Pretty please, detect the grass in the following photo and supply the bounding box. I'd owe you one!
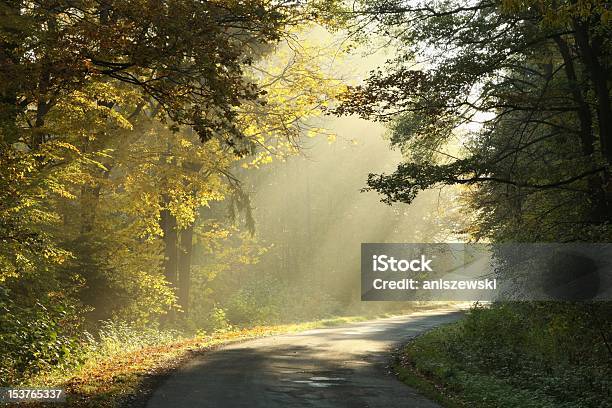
[25,322,341,407]
[20,305,454,408]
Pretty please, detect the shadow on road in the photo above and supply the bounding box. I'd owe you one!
[147,311,462,408]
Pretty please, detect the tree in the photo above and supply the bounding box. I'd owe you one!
[336,0,612,241]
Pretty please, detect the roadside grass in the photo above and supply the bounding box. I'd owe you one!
[20,305,455,408]
[24,322,343,407]
[393,325,560,408]
[394,304,611,408]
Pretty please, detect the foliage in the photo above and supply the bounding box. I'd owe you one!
[0,286,82,386]
[337,0,612,242]
[0,0,304,146]
[400,303,612,408]
[223,275,343,326]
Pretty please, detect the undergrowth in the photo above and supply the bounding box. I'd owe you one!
[396,302,612,408]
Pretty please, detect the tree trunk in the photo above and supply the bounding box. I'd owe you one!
[32,15,56,150]
[554,34,609,222]
[572,18,612,221]
[178,224,194,315]
[573,21,612,161]
[80,184,102,234]
[0,2,22,144]
[160,197,178,288]
[0,49,18,144]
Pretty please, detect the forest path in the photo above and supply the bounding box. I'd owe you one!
[146,309,463,408]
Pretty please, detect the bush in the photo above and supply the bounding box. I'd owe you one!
[401,302,612,408]
[225,289,280,326]
[223,278,343,327]
[0,286,81,385]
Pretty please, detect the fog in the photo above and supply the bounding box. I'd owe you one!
[232,116,461,317]
[187,32,465,321]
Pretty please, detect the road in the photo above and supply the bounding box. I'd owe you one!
[146,309,463,408]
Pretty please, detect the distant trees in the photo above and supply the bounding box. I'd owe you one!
[337,0,611,242]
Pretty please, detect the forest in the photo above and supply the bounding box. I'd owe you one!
[0,1,611,407]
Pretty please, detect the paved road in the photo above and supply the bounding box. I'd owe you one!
[147,309,463,408]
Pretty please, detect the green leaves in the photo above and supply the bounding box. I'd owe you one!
[0,288,81,385]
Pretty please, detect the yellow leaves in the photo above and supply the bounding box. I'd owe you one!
[237,28,345,165]
[107,108,134,131]
[306,127,323,138]
[45,141,81,154]
[37,140,81,163]
[41,247,71,264]
[179,138,193,148]
[0,21,349,299]
[242,151,274,169]
[45,81,138,146]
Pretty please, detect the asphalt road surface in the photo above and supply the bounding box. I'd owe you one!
[147,309,463,408]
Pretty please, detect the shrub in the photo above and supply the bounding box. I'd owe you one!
[0,286,81,385]
[402,302,612,408]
